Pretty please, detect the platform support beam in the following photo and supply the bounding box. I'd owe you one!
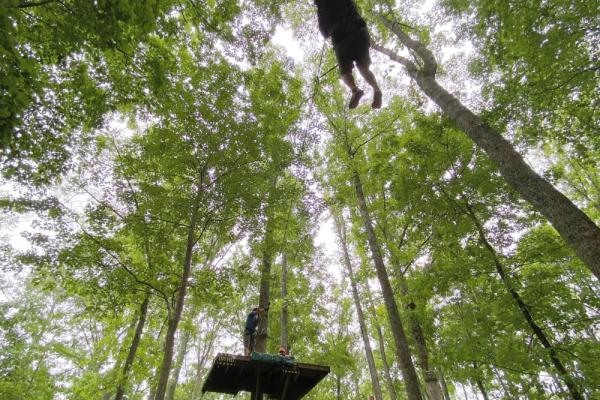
[251,366,263,400]
[281,373,292,400]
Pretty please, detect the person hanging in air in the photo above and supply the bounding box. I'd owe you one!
[314,0,382,109]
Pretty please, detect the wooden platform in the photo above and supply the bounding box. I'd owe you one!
[201,353,330,400]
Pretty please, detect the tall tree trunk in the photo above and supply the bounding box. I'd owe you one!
[255,247,272,354]
[461,383,470,400]
[165,330,191,400]
[352,370,362,398]
[461,195,584,400]
[439,371,451,400]
[472,363,489,400]
[398,274,443,400]
[336,374,341,400]
[385,245,443,400]
[352,169,423,400]
[475,379,489,400]
[334,215,384,400]
[153,202,200,400]
[373,16,600,281]
[191,319,219,400]
[114,294,150,400]
[256,183,276,355]
[280,251,289,352]
[492,367,511,399]
[363,287,398,400]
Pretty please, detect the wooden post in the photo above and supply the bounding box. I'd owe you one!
[281,373,292,400]
[251,367,263,400]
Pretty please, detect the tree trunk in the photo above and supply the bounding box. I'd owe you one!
[461,383,469,400]
[492,367,511,399]
[374,16,600,281]
[462,195,584,400]
[352,370,362,398]
[334,215,384,400]
[114,294,150,400]
[472,363,489,400]
[280,251,289,352]
[399,276,443,400]
[165,330,191,400]
[191,319,219,400]
[475,379,489,400]
[385,248,443,400]
[255,247,272,354]
[352,170,423,400]
[439,371,451,400]
[153,203,199,400]
[363,287,398,400]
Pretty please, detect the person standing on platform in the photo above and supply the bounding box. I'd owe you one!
[243,304,268,356]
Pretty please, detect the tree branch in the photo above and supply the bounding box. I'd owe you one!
[14,0,55,8]
[375,13,438,76]
[371,42,416,72]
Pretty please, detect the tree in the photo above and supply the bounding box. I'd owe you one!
[373,12,600,280]
[316,93,424,399]
[333,212,383,400]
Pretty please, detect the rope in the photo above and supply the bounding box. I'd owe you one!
[319,63,338,79]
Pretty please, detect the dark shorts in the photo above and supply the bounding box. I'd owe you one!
[331,17,371,74]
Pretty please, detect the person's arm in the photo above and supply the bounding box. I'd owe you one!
[257,302,270,313]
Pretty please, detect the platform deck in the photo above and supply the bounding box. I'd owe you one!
[201,353,330,400]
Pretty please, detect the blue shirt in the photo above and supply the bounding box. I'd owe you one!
[245,310,259,333]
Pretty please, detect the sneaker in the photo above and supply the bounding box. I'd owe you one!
[349,89,364,109]
[372,91,382,109]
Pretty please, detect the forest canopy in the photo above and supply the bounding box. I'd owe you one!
[1,1,598,399]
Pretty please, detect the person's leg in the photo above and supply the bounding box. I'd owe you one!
[243,330,251,356]
[335,42,364,109]
[341,72,364,109]
[250,332,256,354]
[356,62,382,109]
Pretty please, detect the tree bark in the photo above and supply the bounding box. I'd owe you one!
[439,371,451,400]
[280,251,289,352]
[165,330,191,400]
[475,379,489,400]
[334,215,384,400]
[461,383,470,400]
[153,201,200,400]
[256,183,276,355]
[363,287,398,400]
[472,363,489,400]
[492,366,511,399]
[255,247,272,354]
[462,195,584,400]
[385,244,443,400]
[352,170,423,400]
[114,294,150,400]
[398,274,443,400]
[191,319,219,400]
[374,16,600,281]
[15,0,56,8]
